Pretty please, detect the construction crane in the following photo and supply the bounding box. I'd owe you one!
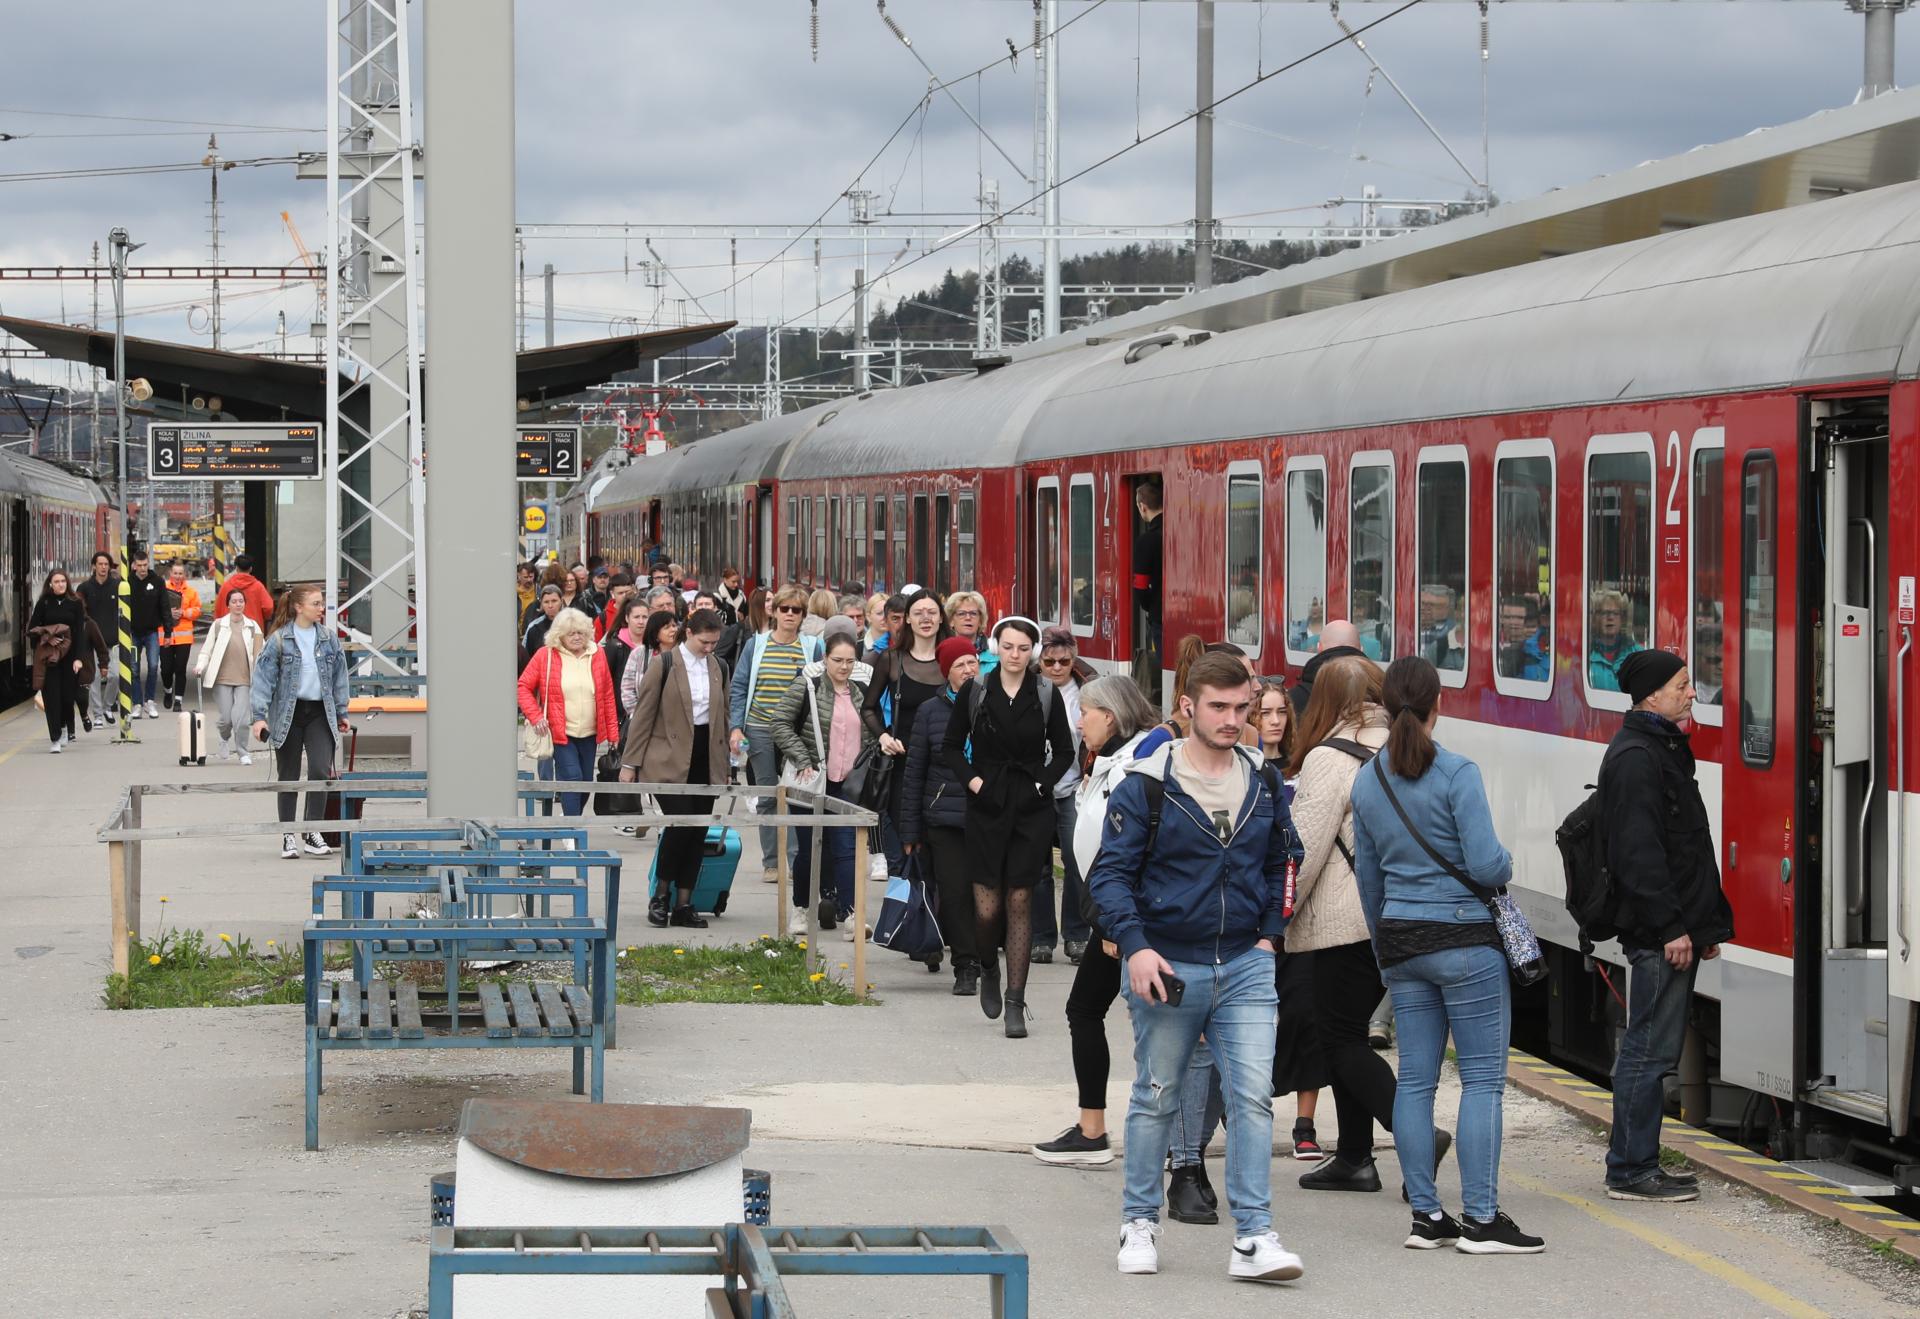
[280,210,326,322]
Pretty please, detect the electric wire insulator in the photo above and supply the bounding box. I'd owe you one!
[879,1,909,46]
[1480,2,1490,61]
[1034,1,1044,52]
[811,0,820,62]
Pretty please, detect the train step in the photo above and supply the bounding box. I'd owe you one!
[1780,1158,1900,1198]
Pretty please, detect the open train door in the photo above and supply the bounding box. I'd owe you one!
[1123,472,1164,706]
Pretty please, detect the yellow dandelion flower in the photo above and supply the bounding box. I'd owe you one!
[627,945,637,953]
[808,972,825,982]
[839,963,848,969]
[148,954,162,966]
[266,940,276,948]
[673,948,686,956]
[159,896,169,903]
[218,933,232,943]
[752,984,764,991]
[797,939,807,949]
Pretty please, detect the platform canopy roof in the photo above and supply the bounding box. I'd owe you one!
[1024,85,1920,357]
[0,316,735,423]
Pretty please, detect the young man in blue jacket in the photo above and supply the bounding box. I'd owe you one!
[1087,651,1305,1284]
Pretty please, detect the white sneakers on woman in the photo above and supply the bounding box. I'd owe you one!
[1117,1219,1160,1274]
[1117,1219,1304,1283]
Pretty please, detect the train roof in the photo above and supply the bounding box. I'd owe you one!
[600,177,1920,499]
[0,448,111,505]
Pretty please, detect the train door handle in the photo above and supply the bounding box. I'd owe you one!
[1728,841,1737,870]
[1780,857,1791,885]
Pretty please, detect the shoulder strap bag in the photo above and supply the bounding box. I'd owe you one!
[1367,756,1544,985]
[521,650,556,761]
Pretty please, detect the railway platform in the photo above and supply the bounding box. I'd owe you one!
[2,700,1918,1317]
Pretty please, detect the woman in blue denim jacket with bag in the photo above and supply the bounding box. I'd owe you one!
[1349,656,1546,1257]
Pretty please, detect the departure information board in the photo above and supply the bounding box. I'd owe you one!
[517,425,580,481]
[150,423,322,480]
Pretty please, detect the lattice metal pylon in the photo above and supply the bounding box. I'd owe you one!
[326,0,426,675]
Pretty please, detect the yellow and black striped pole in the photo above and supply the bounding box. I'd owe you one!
[114,541,138,743]
[211,513,231,589]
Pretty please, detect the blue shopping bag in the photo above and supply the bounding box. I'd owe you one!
[872,856,944,961]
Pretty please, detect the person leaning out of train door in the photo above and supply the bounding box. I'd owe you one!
[124,550,166,720]
[194,586,265,764]
[27,569,92,753]
[1598,649,1733,1204]
[620,607,731,929]
[77,551,120,730]
[250,585,351,861]
[159,561,201,712]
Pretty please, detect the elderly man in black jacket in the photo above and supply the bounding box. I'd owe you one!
[1598,649,1734,1204]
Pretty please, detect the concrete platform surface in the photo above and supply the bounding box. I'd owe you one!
[3,703,1919,1317]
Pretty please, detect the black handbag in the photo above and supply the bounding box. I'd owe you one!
[594,746,644,816]
[856,663,904,811]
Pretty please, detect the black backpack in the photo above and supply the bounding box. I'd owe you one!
[1555,785,1619,953]
[1139,755,1286,856]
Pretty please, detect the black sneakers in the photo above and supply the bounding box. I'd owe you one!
[1456,1211,1546,1254]
[1299,1155,1383,1192]
[1031,1124,1113,1166]
[1405,1210,1462,1250]
[1607,1172,1700,1203]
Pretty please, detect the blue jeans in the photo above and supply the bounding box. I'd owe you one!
[1384,944,1511,1220]
[744,721,784,871]
[1030,793,1091,949]
[132,630,160,704]
[1121,946,1278,1236]
[1171,1036,1225,1167]
[792,777,855,914]
[1608,946,1698,1187]
[551,737,595,817]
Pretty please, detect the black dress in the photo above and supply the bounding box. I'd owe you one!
[941,671,1074,889]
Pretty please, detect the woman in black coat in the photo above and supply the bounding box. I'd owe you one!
[901,639,984,992]
[942,617,1074,1039]
[27,568,89,751]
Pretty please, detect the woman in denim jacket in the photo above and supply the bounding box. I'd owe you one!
[1349,657,1545,1257]
[250,584,352,861]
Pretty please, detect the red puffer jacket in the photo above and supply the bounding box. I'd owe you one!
[517,644,618,746]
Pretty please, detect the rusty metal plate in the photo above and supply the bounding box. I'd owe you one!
[458,1099,751,1180]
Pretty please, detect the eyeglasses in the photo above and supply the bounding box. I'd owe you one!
[952,609,981,619]
[776,605,804,615]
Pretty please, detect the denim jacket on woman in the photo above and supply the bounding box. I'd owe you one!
[1348,744,1510,936]
[249,623,352,750]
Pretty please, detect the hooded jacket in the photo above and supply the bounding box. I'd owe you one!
[899,686,968,842]
[125,569,167,636]
[220,571,276,629]
[77,572,121,640]
[1598,710,1736,950]
[1071,726,1175,940]
[1086,740,1300,966]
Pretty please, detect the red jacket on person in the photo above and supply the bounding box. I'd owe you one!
[517,644,618,746]
[219,571,276,629]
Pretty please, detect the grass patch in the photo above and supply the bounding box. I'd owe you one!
[615,937,868,1006]
[105,927,314,1009]
[1658,1145,1693,1172]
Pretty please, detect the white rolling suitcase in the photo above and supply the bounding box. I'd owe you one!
[178,686,209,766]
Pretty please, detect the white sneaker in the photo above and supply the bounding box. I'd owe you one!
[239,751,253,766]
[144,700,160,719]
[1229,1232,1304,1283]
[868,854,889,882]
[302,833,334,857]
[281,834,300,860]
[49,740,63,754]
[1117,1218,1160,1275]
[129,704,143,720]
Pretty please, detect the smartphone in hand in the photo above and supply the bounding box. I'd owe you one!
[1159,971,1186,1007]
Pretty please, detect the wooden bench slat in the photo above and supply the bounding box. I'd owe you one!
[366,979,394,1039]
[394,981,425,1038]
[561,984,594,1032]
[336,980,363,1039]
[507,982,545,1037]
[534,983,573,1038]
[476,982,512,1038]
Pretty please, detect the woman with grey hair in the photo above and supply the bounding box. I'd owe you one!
[1032,673,1173,1163]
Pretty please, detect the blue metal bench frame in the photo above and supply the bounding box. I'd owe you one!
[303,916,609,1150]
[426,1223,1029,1319]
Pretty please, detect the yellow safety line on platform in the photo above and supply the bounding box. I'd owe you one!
[1511,1173,1828,1319]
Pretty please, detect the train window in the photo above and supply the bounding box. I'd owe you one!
[1284,457,1327,662]
[1225,462,1262,653]
[1348,455,1394,662]
[786,497,797,579]
[1740,452,1778,766]
[871,497,888,591]
[829,496,842,583]
[1416,449,1469,686]
[1493,443,1554,697]
[911,494,931,587]
[935,493,953,596]
[1690,438,1725,725]
[1069,475,1095,634]
[892,495,907,590]
[850,496,868,590]
[957,492,976,591]
[1035,479,1061,623]
[814,496,827,586]
[1584,434,1655,709]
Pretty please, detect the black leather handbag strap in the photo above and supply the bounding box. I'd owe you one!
[1368,756,1498,907]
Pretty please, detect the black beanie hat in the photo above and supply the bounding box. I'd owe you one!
[1619,649,1686,706]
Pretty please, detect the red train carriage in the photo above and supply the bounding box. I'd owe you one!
[0,449,118,695]
[593,181,1920,1168]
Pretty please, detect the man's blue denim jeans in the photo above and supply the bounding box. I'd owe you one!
[1607,946,1697,1187]
[1171,1036,1224,1167]
[132,630,161,704]
[1121,946,1278,1236]
[1384,944,1511,1220]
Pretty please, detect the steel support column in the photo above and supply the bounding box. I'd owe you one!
[1856,0,1908,100]
[1194,1,1215,291]
[424,0,518,818]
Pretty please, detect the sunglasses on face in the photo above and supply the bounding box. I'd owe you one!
[776,605,804,615]
[1039,656,1073,667]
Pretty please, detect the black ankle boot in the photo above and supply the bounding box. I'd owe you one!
[1299,1155,1383,1192]
[953,962,979,996]
[647,897,670,927]
[978,955,1002,1019]
[1191,1153,1219,1210]
[1003,993,1028,1038]
[1166,1165,1220,1225]
[669,903,708,929]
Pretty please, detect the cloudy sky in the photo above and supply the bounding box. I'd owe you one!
[0,0,1908,391]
